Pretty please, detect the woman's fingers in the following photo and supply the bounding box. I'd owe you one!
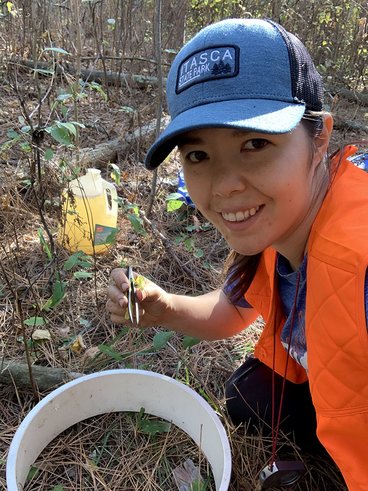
[106,268,130,323]
[106,295,126,314]
[106,268,170,326]
[106,284,127,308]
[110,268,130,292]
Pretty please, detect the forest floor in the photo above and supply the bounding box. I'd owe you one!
[0,66,367,490]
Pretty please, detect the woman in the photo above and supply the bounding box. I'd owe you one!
[106,19,368,490]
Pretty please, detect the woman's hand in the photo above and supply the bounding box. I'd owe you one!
[106,268,172,327]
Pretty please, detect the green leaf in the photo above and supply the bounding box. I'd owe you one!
[68,121,85,129]
[26,466,40,481]
[105,228,118,244]
[167,199,184,212]
[98,344,124,361]
[44,148,54,161]
[190,479,208,491]
[20,142,32,153]
[38,228,53,260]
[89,82,108,101]
[49,485,64,491]
[7,129,19,139]
[61,106,68,118]
[73,271,93,280]
[24,316,46,327]
[174,234,185,245]
[194,248,204,258]
[44,47,70,55]
[63,251,92,271]
[63,252,83,271]
[47,125,72,146]
[56,93,72,102]
[184,237,195,251]
[43,277,66,310]
[59,122,77,137]
[127,213,146,236]
[152,330,175,350]
[166,192,183,201]
[183,336,201,350]
[138,418,171,436]
[109,163,121,185]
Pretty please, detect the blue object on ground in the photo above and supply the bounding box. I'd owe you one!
[177,170,195,207]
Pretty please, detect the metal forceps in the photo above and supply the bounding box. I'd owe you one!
[127,266,140,326]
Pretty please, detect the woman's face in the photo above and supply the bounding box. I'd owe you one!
[178,123,331,267]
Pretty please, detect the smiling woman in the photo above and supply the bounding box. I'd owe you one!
[106,18,368,491]
[177,123,332,268]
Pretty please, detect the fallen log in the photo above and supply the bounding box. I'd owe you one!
[17,59,164,89]
[326,84,368,107]
[333,118,368,133]
[16,60,368,106]
[72,116,170,167]
[0,357,83,391]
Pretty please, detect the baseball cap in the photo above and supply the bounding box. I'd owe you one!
[145,18,324,170]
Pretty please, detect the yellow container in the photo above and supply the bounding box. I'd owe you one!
[59,168,118,255]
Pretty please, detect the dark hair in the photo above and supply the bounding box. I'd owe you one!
[224,112,326,304]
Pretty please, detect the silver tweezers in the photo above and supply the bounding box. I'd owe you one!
[127,266,139,326]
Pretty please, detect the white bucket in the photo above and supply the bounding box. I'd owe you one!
[6,369,232,490]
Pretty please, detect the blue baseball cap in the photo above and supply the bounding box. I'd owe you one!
[145,18,324,170]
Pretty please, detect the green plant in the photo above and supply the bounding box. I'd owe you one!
[166,192,187,212]
[62,251,93,280]
[119,200,147,236]
[173,221,212,259]
[22,250,93,329]
[136,407,172,437]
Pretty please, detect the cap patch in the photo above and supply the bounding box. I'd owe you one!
[176,45,239,94]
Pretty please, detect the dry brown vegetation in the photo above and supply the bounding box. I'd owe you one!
[1,1,367,490]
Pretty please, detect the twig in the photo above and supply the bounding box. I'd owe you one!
[146,0,164,218]
[15,296,39,400]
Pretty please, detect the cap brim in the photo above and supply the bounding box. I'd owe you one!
[144,99,305,170]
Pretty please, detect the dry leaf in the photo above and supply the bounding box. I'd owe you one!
[172,459,202,491]
[0,194,10,209]
[32,329,51,341]
[58,326,71,337]
[83,346,100,360]
[70,334,86,354]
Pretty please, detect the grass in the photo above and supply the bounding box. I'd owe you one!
[23,411,215,491]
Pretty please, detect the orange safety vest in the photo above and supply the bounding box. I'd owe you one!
[245,148,368,491]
